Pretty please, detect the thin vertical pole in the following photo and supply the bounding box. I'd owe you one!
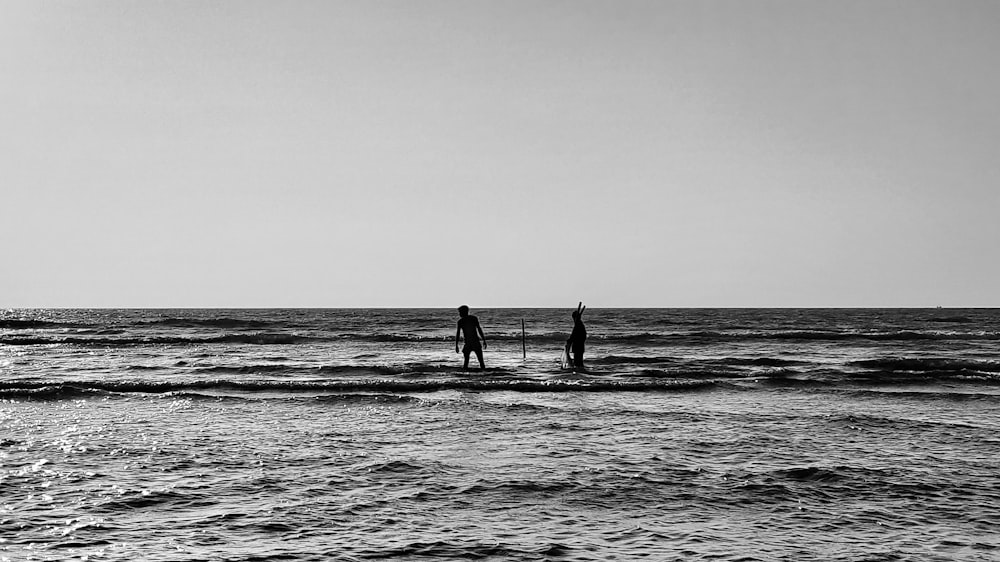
[521,319,526,359]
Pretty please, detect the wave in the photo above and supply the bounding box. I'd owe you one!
[846,371,1000,385]
[925,315,976,323]
[0,319,83,329]
[314,393,423,405]
[851,358,1000,373]
[0,333,324,346]
[622,368,753,380]
[836,387,1000,401]
[0,385,114,400]
[143,317,279,329]
[9,330,1000,347]
[132,391,429,404]
[747,464,904,484]
[191,364,398,377]
[360,540,571,560]
[588,355,806,373]
[632,330,1000,342]
[187,363,510,377]
[0,377,718,399]
[540,330,1000,344]
[93,489,199,513]
[718,357,808,367]
[722,330,1000,342]
[3,371,996,402]
[186,362,786,380]
[588,355,680,366]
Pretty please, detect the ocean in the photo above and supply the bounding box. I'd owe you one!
[1,308,998,561]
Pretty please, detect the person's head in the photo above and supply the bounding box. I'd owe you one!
[458,305,470,317]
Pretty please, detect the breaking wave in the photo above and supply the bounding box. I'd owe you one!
[850,357,1000,373]
[0,377,717,399]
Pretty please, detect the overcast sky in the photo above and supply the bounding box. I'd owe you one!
[3,1,998,308]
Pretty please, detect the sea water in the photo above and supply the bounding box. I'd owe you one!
[1,308,999,561]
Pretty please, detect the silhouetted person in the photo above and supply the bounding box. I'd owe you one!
[566,303,587,370]
[455,305,487,370]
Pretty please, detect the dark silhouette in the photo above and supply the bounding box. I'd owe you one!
[566,302,587,370]
[455,305,487,370]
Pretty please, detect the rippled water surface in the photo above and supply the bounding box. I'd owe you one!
[2,309,999,560]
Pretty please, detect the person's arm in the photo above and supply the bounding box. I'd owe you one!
[477,319,487,348]
[455,323,462,353]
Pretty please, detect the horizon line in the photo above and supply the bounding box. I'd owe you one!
[3,305,997,310]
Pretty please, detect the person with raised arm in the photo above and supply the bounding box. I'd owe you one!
[566,302,587,370]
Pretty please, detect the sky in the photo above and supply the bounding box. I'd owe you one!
[3,0,999,308]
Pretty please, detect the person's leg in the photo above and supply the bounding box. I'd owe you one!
[474,349,485,369]
[463,350,471,370]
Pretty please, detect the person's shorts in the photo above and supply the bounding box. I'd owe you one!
[463,341,483,354]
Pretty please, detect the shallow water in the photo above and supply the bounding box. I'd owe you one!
[2,309,999,560]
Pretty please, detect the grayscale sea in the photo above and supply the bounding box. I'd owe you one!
[2,308,999,561]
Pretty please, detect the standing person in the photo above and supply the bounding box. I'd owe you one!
[455,305,487,370]
[566,302,587,370]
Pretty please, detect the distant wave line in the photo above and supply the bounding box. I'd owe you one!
[4,330,1000,347]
